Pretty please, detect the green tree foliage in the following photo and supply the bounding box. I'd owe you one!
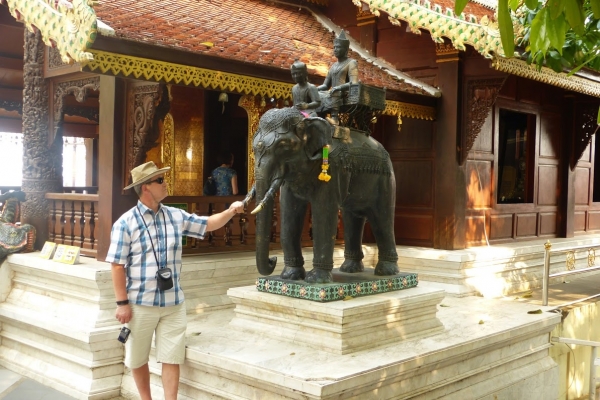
[455,0,600,123]
[455,0,600,74]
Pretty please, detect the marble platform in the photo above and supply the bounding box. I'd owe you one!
[117,288,561,399]
[0,244,569,399]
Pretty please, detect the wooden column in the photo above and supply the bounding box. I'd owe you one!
[20,31,61,249]
[97,75,131,261]
[559,95,576,237]
[433,44,466,249]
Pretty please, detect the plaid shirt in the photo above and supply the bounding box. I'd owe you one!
[106,201,208,307]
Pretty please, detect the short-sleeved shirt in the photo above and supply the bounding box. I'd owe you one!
[212,166,237,196]
[105,201,208,307]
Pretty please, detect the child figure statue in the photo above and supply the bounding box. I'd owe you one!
[291,60,321,117]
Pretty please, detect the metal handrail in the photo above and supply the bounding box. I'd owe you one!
[542,240,600,306]
[552,336,600,400]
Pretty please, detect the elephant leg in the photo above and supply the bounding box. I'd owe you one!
[280,186,307,280]
[339,209,365,273]
[366,208,399,276]
[305,203,339,284]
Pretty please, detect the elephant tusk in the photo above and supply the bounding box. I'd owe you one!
[250,203,264,215]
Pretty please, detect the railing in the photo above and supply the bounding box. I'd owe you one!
[46,193,99,258]
[552,336,600,400]
[542,240,600,306]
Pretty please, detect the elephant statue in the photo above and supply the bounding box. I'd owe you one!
[250,107,398,283]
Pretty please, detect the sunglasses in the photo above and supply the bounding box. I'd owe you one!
[146,177,165,185]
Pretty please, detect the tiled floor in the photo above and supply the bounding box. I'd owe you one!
[0,367,76,400]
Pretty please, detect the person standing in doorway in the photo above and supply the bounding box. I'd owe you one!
[212,151,238,196]
[106,161,244,400]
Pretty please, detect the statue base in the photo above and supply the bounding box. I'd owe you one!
[229,279,444,354]
[255,268,418,302]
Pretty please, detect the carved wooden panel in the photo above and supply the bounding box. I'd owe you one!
[466,160,491,208]
[539,212,557,235]
[53,76,100,139]
[539,112,561,159]
[574,211,586,232]
[125,82,171,185]
[572,102,599,170]
[490,214,513,239]
[516,213,537,237]
[466,213,489,246]
[394,160,433,207]
[461,77,506,165]
[589,211,600,230]
[537,165,558,206]
[575,167,591,205]
[394,214,433,242]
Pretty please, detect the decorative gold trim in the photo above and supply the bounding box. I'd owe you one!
[4,0,97,63]
[436,58,460,63]
[162,112,175,195]
[83,50,294,100]
[492,56,600,98]
[353,0,504,58]
[435,42,460,56]
[566,251,575,271]
[238,95,263,188]
[383,100,436,130]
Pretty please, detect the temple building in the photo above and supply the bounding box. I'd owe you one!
[0,0,599,399]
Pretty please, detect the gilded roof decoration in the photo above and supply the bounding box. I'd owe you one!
[2,0,97,63]
[492,56,600,98]
[83,50,295,99]
[352,0,505,58]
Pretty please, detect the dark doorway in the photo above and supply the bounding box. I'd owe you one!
[204,91,249,194]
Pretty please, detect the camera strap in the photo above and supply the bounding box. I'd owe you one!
[136,205,167,270]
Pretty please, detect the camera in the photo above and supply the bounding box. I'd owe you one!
[118,326,131,343]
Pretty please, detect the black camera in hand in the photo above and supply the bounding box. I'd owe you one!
[118,326,131,343]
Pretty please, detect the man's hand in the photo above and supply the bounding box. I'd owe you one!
[115,304,132,324]
[228,201,244,215]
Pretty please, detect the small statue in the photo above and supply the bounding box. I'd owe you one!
[0,191,36,262]
[317,30,359,125]
[291,60,321,117]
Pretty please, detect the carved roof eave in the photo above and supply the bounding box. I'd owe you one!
[353,0,506,59]
[2,0,97,64]
[81,50,436,121]
[492,56,600,98]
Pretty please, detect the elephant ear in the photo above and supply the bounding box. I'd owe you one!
[297,117,333,160]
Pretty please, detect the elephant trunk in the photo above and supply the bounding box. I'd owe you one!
[254,178,281,275]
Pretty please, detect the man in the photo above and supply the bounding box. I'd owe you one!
[106,161,244,400]
[317,30,359,125]
[290,60,321,117]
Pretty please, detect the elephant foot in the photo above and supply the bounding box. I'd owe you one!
[305,268,333,284]
[374,260,399,276]
[281,266,306,280]
[340,259,364,273]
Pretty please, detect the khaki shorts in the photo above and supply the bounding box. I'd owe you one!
[125,302,187,369]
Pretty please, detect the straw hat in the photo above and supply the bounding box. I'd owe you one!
[124,161,171,190]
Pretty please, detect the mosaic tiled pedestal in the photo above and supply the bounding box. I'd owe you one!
[229,270,445,354]
[256,268,418,302]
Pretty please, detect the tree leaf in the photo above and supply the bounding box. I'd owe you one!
[509,0,521,11]
[498,0,516,56]
[525,0,539,10]
[591,0,600,19]
[548,0,566,19]
[454,0,470,15]
[527,309,543,314]
[564,0,586,35]
[597,106,600,125]
[547,13,569,53]
[530,8,552,54]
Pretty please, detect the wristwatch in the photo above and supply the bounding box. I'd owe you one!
[116,299,129,306]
